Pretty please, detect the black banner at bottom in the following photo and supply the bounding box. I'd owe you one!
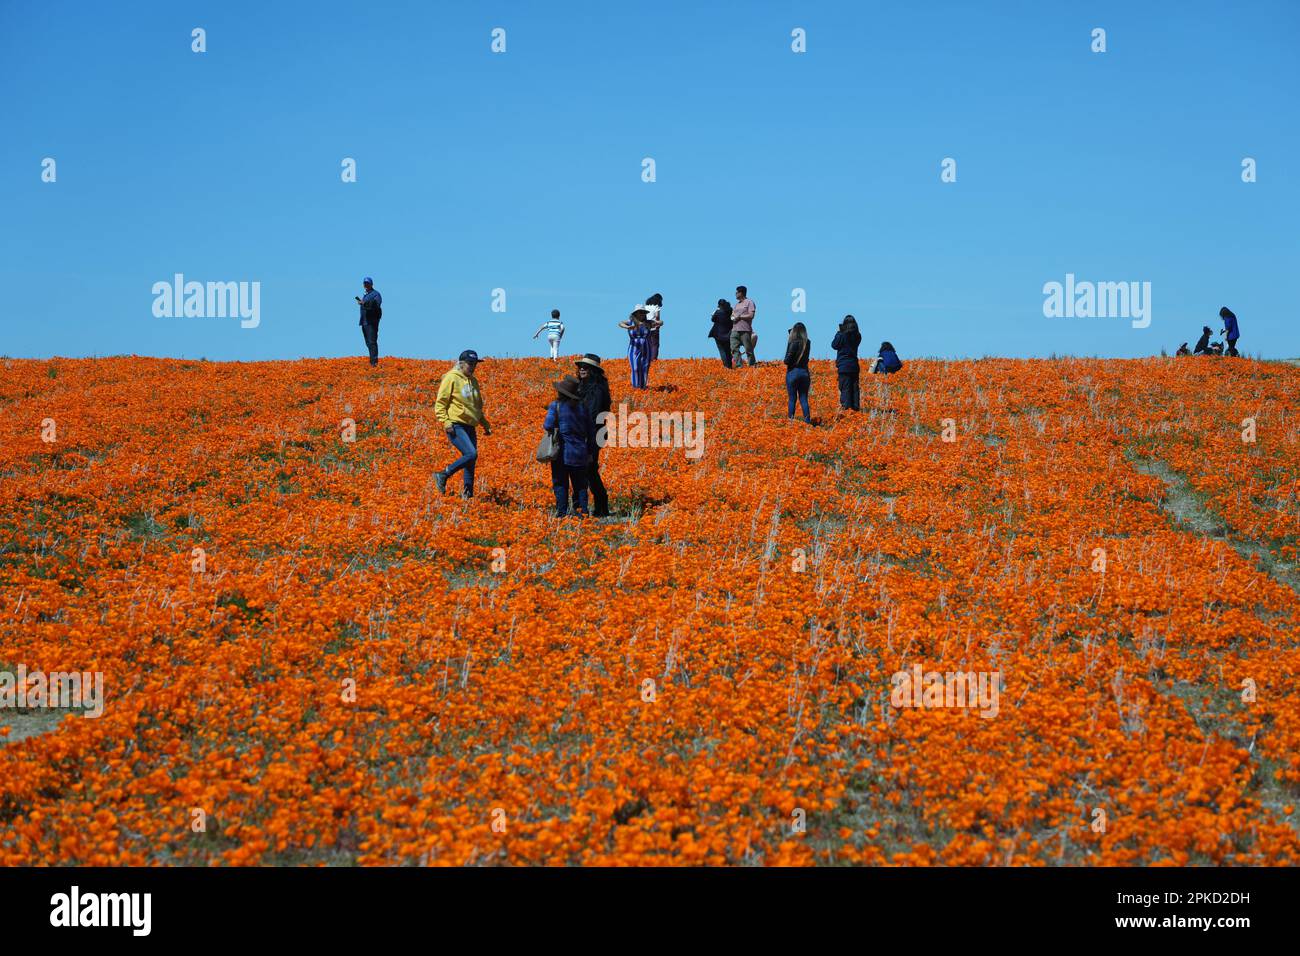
[0,865,1281,943]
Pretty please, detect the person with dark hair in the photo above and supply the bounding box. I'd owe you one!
[784,322,812,423]
[708,298,734,368]
[873,341,902,374]
[575,353,611,517]
[1220,307,1241,356]
[831,314,862,411]
[434,350,491,497]
[532,309,566,360]
[355,277,382,367]
[730,286,757,367]
[645,293,664,363]
[1193,326,1213,355]
[619,307,659,388]
[543,375,595,517]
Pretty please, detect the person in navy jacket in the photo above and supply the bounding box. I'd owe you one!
[874,341,902,374]
[1220,307,1241,356]
[355,277,382,367]
[543,375,597,516]
[831,315,862,410]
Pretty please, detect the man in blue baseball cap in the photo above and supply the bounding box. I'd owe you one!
[433,349,491,498]
[355,277,382,366]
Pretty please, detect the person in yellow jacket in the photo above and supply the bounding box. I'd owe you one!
[434,349,492,497]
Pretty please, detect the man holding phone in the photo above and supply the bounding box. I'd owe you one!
[356,277,382,367]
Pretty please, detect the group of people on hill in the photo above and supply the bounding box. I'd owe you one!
[431,348,612,518]
[1175,307,1242,357]
[423,318,903,519]
[359,277,907,515]
[618,287,904,418]
[785,316,902,422]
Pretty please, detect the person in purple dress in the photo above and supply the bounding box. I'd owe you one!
[619,306,658,389]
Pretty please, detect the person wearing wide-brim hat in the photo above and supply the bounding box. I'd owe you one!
[618,306,661,389]
[575,354,612,517]
[543,374,597,516]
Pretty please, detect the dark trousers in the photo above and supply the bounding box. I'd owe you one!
[713,336,733,368]
[587,448,608,516]
[1227,336,1240,357]
[786,367,811,422]
[360,318,380,365]
[837,368,860,411]
[551,460,589,516]
[442,424,477,495]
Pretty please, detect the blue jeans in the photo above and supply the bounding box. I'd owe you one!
[441,424,477,495]
[786,368,811,422]
[360,318,379,365]
[551,460,589,516]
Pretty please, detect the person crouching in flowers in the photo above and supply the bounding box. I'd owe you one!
[619,306,659,389]
[544,375,597,516]
[872,341,903,374]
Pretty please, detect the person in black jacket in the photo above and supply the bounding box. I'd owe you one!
[784,322,812,423]
[708,299,734,368]
[1193,326,1213,355]
[355,277,382,367]
[645,292,664,364]
[831,314,862,411]
[575,353,612,517]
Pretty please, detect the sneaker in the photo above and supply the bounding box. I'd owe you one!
[434,471,447,495]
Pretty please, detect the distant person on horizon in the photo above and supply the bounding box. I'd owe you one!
[434,350,491,498]
[730,286,757,367]
[785,322,812,423]
[1193,326,1213,355]
[619,306,659,388]
[533,310,566,360]
[873,341,902,374]
[831,314,862,411]
[708,298,734,368]
[1220,307,1241,356]
[576,353,611,518]
[1175,342,1191,356]
[645,293,664,363]
[355,277,382,367]
[543,375,596,517]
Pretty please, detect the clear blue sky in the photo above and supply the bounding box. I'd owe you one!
[2,1,1296,361]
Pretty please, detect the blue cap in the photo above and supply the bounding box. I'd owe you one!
[363,276,373,285]
[459,349,480,363]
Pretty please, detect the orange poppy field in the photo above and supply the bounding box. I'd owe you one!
[2,354,1298,866]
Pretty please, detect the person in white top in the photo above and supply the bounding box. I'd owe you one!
[644,292,663,363]
[533,309,566,360]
